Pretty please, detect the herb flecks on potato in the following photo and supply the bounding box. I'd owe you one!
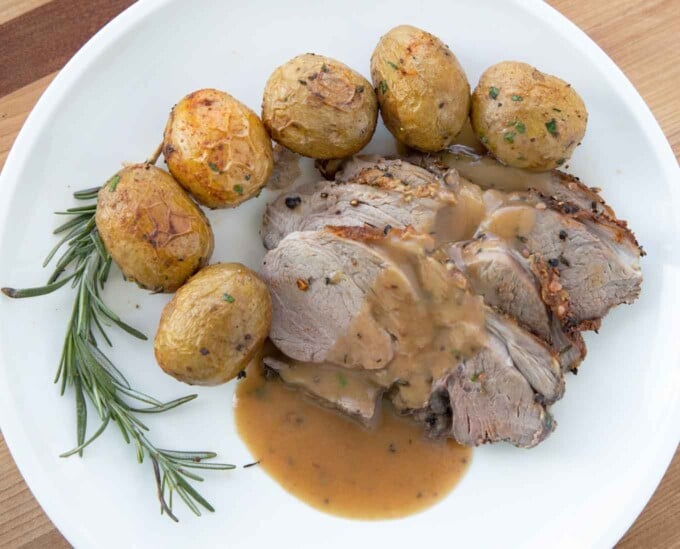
[164,88,273,208]
[371,25,470,152]
[471,61,587,171]
[262,53,378,159]
[95,164,214,292]
[154,263,272,386]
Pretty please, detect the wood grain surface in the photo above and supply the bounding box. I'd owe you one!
[0,0,678,547]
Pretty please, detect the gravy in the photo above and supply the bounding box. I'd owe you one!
[326,229,487,411]
[437,146,556,193]
[234,364,472,519]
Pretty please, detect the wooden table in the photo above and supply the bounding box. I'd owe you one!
[0,0,678,546]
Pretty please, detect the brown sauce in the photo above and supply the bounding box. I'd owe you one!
[234,364,472,519]
[434,177,486,243]
[325,230,487,411]
[438,146,556,193]
[485,205,536,240]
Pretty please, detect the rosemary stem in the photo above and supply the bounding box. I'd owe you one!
[147,142,164,165]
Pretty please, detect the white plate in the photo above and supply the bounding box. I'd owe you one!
[1,0,679,547]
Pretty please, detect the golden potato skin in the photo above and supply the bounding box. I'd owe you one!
[154,263,272,386]
[471,61,587,171]
[163,88,274,209]
[95,164,214,293]
[371,25,470,152]
[262,54,378,159]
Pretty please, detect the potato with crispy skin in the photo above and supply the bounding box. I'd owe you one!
[95,164,214,292]
[471,61,587,171]
[163,88,273,209]
[371,25,470,152]
[262,54,378,159]
[154,263,272,386]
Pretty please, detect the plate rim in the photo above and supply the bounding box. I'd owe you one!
[0,0,678,547]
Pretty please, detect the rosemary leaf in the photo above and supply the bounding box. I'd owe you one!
[1,272,77,298]
[130,394,198,414]
[73,186,101,200]
[158,449,218,460]
[60,417,110,458]
[75,376,87,457]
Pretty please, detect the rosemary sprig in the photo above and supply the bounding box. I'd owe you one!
[2,186,234,522]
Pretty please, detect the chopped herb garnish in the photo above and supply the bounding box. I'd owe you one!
[337,372,348,387]
[298,79,307,85]
[489,86,500,99]
[233,184,244,195]
[545,118,558,135]
[378,80,388,95]
[479,135,488,144]
[470,372,481,382]
[516,235,528,243]
[107,174,120,192]
[511,94,523,102]
[555,158,566,166]
[504,131,516,143]
[387,61,399,70]
[321,63,329,72]
[355,85,364,93]
[244,174,251,181]
[514,121,526,133]
[552,107,562,113]
[222,293,236,303]
[208,162,220,173]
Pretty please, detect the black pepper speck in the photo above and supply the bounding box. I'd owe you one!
[285,196,302,209]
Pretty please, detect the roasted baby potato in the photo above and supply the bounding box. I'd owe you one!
[371,25,470,152]
[95,164,214,292]
[163,88,274,209]
[262,53,378,159]
[154,263,272,386]
[471,61,587,171]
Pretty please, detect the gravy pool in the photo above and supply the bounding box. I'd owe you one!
[234,365,471,519]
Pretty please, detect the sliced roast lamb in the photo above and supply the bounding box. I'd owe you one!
[260,226,562,448]
[259,152,643,447]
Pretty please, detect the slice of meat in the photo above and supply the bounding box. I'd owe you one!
[480,203,642,325]
[263,356,383,425]
[486,310,563,403]
[450,238,585,371]
[261,180,447,250]
[262,156,461,250]
[261,229,395,367]
[451,239,551,340]
[446,335,555,448]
